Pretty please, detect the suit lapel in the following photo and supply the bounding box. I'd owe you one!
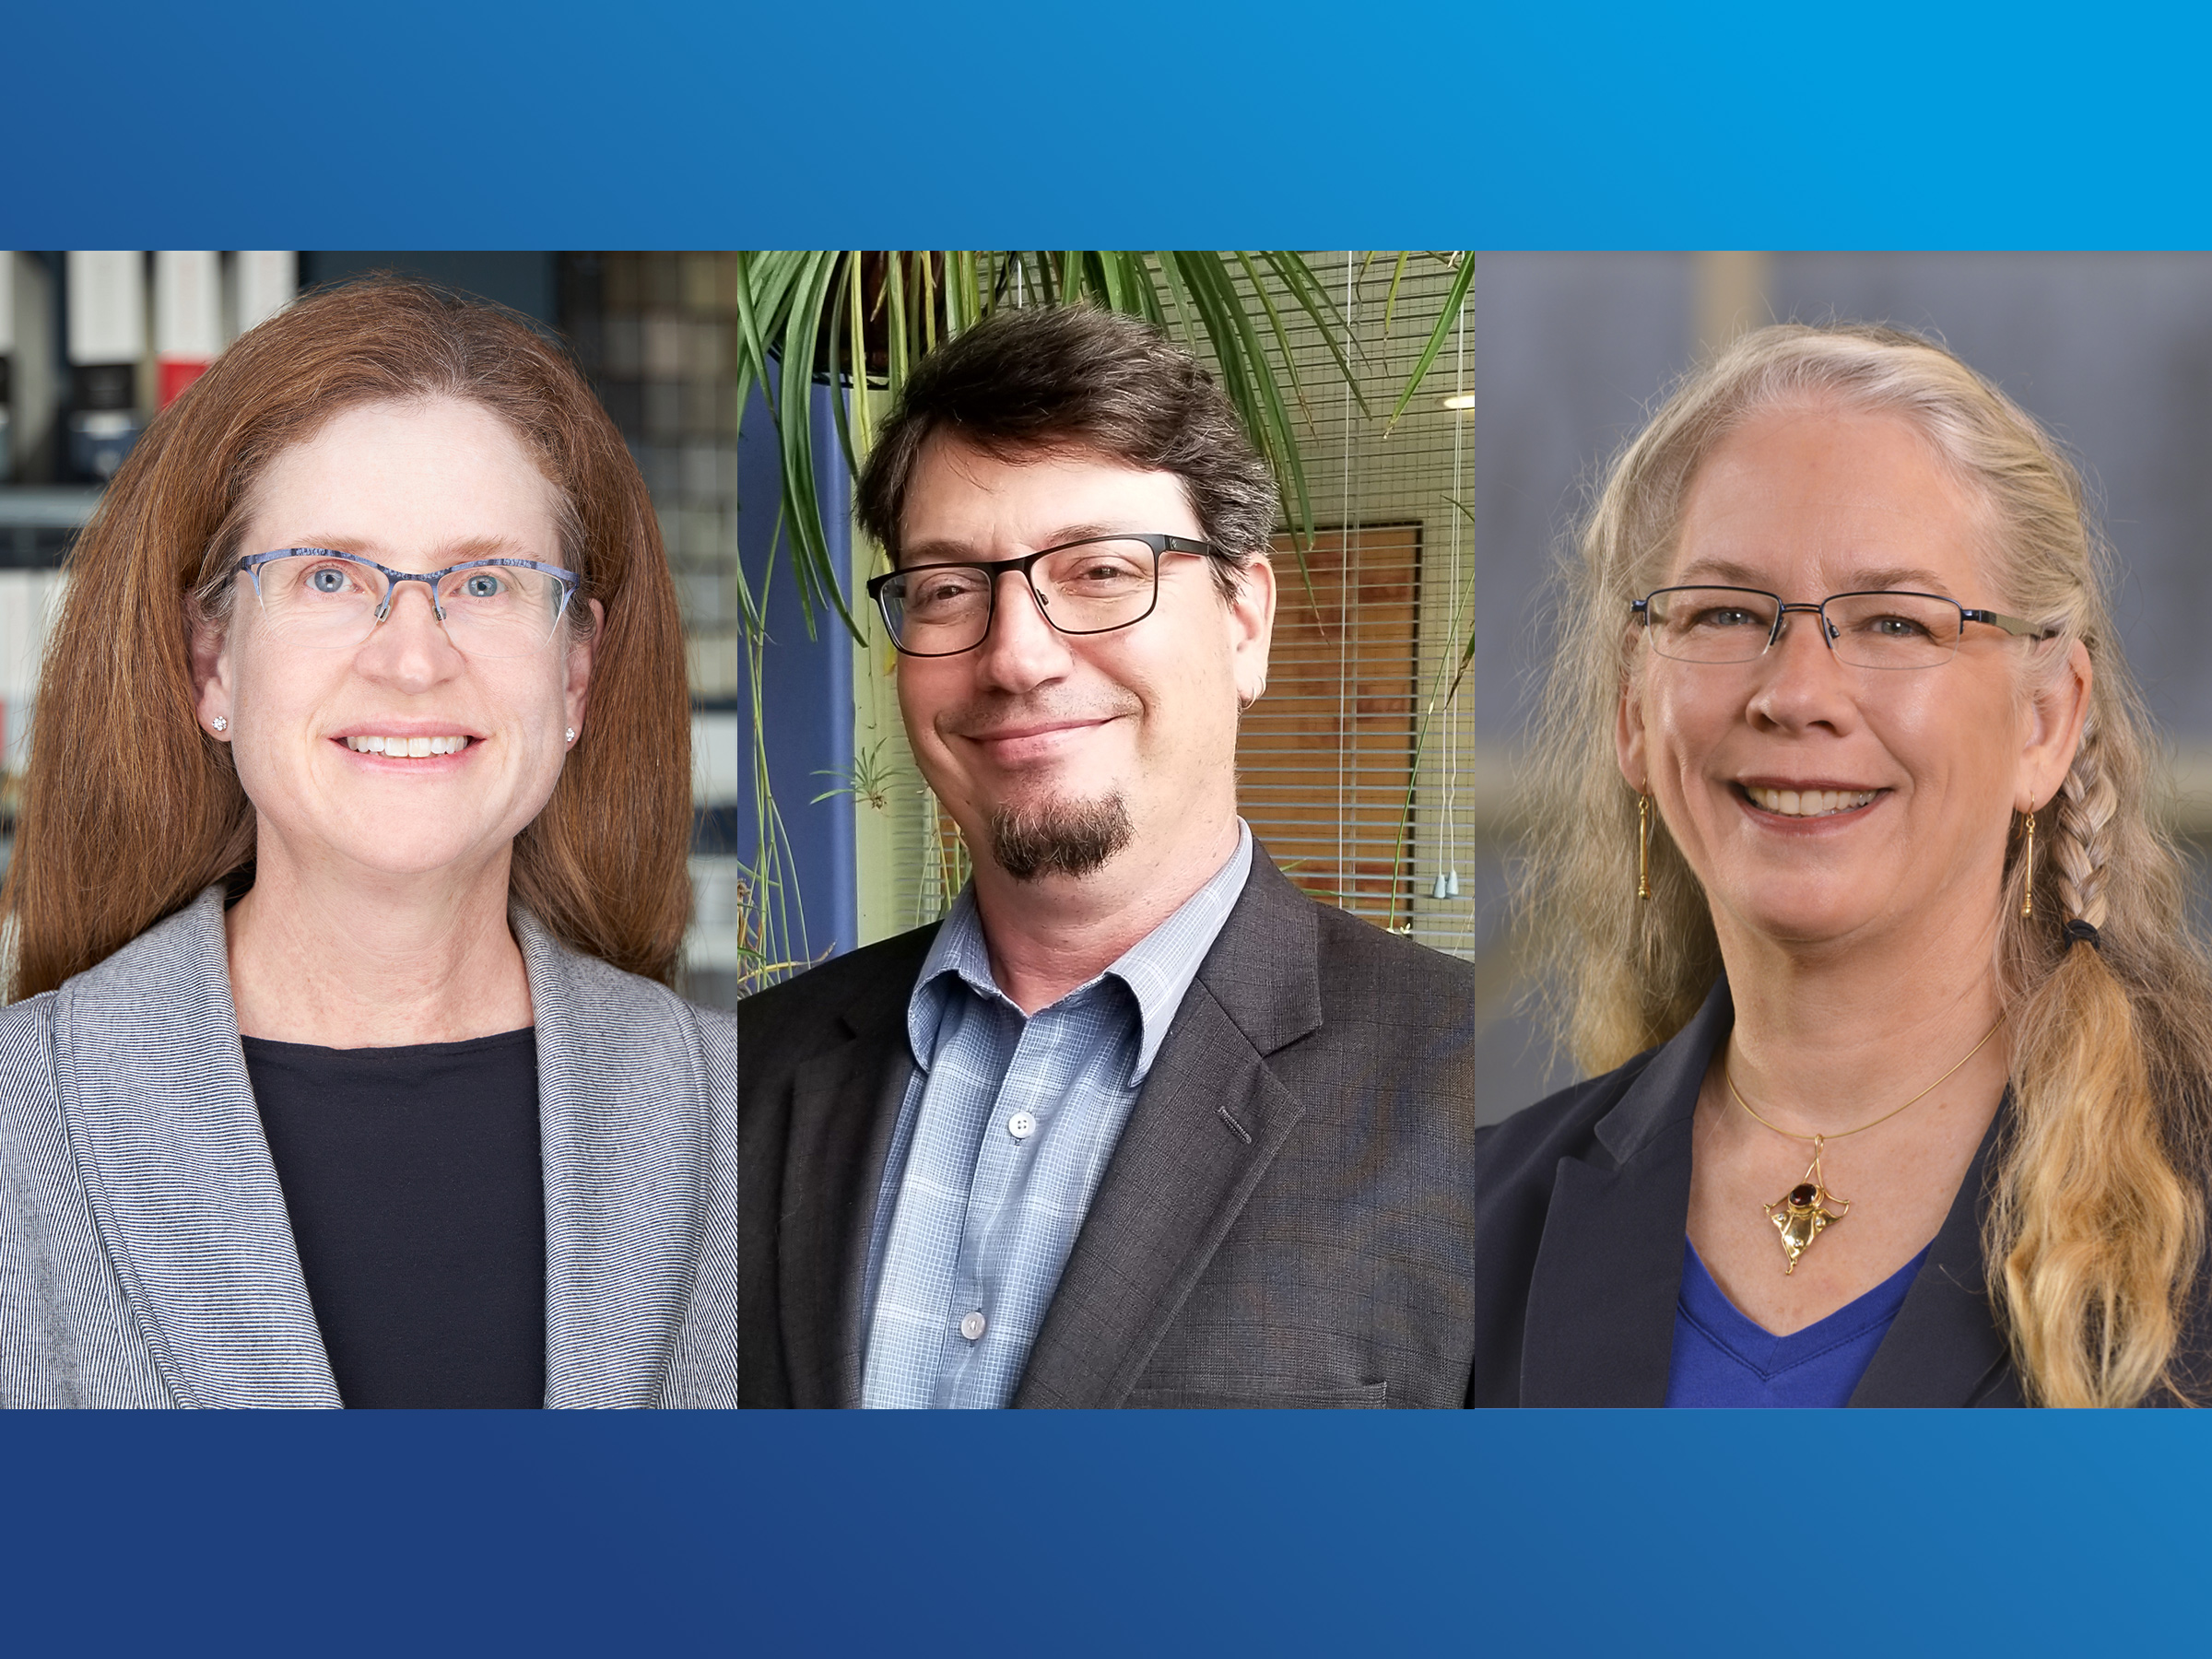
[1014,856,1322,1408]
[1850,1109,2017,1406]
[1519,982,1730,1407]
[54,891,340,1408]
[779,1034,912,1408]
[1519,1138,1695,1406]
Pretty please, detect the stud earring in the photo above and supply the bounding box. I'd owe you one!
[2020,807,2035,920]
[211,715,228,733]
[565,727,575,745]
[1637,794,1653,901]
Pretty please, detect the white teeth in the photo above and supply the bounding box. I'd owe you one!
[345,735,471,756]
[1747,785,1877,818]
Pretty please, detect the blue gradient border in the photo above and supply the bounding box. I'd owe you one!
[12,3,2210,247]
[9,0,2212,1644]
[6,1410,2206,1650]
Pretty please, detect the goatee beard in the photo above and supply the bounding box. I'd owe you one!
[989,794,1135,882]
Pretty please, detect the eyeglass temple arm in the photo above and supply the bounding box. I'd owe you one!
[1961,607,2057,640]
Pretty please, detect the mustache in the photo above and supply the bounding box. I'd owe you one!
[941,692,1141,740]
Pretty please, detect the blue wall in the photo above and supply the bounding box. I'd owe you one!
[735,382,857,965]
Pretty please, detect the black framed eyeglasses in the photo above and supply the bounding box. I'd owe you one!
[866,533,1220,657]
[1631,585,2057,670]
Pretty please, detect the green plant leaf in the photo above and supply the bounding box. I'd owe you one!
[1386,253,1476,431]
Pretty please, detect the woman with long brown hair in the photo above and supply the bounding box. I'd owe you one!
[0,277,736,1407]
[1476,322,2212,1407]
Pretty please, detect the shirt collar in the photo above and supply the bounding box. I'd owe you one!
[905,821,1255,1088]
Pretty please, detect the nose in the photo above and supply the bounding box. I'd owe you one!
[357,576,465,687]
[969,566,1074,691]
[1747,604,1855,731]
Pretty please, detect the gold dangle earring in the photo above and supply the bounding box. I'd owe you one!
[2019,807,2035,921]
[1637,794,1653,901]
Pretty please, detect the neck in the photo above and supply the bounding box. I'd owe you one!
[225,841,533,1046]
[1714,900,2009,1137]
[969,812,1241,1016]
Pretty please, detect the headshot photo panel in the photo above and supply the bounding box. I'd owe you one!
[734,254,1479,1409]
[0,253,735,1408]
[1474,252,2212,1409]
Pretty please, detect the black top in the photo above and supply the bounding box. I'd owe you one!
[245,1028,546,1408]
[1473,979,2027,1408]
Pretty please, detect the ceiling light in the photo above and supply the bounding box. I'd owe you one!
[1441,394,1476,410]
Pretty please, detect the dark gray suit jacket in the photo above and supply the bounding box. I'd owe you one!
[739,850,1478,1408]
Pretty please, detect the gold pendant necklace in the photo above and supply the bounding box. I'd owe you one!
[1766,1136,1848,1276]
[1725,1015,2004,1275]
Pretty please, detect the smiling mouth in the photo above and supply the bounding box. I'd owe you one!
[341,735,477,757]
[1743,784,1880,818]
[959,720,1120,759]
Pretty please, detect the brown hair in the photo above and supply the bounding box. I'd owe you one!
[5,276,693,996]
[1517,321,2212,1406]
[854,304,1277,593]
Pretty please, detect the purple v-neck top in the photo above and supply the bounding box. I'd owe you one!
[1664,1239,1928,1407]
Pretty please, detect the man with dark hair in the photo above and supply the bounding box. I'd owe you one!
[740,306,1476,1408]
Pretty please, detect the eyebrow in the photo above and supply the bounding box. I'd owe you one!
[1670,557,1957,594]
[899,523,1137,568]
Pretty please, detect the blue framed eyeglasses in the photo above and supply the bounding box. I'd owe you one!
[236,547,582,660]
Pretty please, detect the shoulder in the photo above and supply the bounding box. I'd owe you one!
[514,913,733,1084]
[1468,1050,1661,1407]
[1472,1051,1657,1287]
[0,987,60,1100]
[738,924,938,1054]
[1286,893,1477,1088]
[1311,899,1477,995]
[1478,1049,1657,1193]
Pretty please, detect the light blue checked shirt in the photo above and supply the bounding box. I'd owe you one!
[858,823,1254,1409]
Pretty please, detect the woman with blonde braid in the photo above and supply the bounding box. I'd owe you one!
[1474,322,2212,1408]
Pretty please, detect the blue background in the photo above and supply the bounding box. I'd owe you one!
[9,1,2212,1650]
[7,1409,2210,1652]
[13,2,2211,249]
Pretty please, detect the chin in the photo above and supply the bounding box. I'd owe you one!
[1727,894,1886,948]
[314,813,512,880]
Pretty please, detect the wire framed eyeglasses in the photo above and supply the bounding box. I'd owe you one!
[1631,585,2056,670]
[236,547,583,660]
[865,533,1222,657]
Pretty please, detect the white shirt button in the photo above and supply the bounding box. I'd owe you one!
[1008,1111,1037,1139]
[959,1311,987,1341]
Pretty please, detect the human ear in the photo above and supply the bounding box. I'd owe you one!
[1616,669,1649,794]
[1228,552,1277,706]
[563,598,603,736]
[188,599,234,740]
[2018,638,2092,812]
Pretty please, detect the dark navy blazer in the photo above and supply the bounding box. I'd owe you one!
[1473,979,2025,1408]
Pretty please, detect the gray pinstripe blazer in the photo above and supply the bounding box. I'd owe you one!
[0,888,738,1408]
[741,850,1478,1407]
